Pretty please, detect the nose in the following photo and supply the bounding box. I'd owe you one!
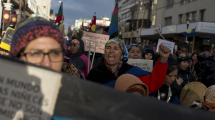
[109,48,114,52]
[41,54,51,68]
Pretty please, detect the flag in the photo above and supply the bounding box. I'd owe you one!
[10,14,17,25]
[2,10,10,23]
[87,13,96,33]
[108,5,118,39]
[182,28,196,37]
[55,5,63,24]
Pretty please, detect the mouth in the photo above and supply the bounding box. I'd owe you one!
[108,55,115,61]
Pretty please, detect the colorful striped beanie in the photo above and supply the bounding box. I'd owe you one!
[10,17,66,57]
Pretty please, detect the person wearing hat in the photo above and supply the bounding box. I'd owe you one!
[67,38,91,78]
[142,45,154,60]
[152,56,180,104]
[115,74,149,96]
[10,17,66,72]
[127,43,142,59]
[171,54,196,98]
[198,49,215,87]
[87,37,171,94]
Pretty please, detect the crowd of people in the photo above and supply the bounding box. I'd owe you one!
[1,17,215,116]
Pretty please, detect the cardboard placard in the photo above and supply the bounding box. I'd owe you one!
[82,32,109,53]
[156,39,175,54]
[0,56,62,120]
[0,27,15,51]
[127,59,153,72]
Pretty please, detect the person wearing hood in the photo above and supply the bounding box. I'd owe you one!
[198,49,215,87]
[142,46,154,60]
[68,38,91,78]
[127,43,142,59]
[152,56,180,104]
[171,54,196,98]
[87,37,171,94]
[10,17,66,72]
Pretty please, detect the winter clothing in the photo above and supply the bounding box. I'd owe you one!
[199,51,212,59]
[142,46,154,59]
[87,58,168,94]
[67,38,91,78]
[198,56,215,87]
[177,54,190,63]
[105,37,129,60]
[171,68,196,98]
[10,17,65,57]
[127,43,140,52]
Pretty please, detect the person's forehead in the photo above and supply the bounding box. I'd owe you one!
[181,48,188,51]
[107,42,119,47]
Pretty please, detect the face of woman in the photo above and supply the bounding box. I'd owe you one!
[164,69,178,86]
[105,42,123,67]
[19,37,63,72]
[144,53,153,60]
[70,39,79,54]
[192,54,197,61]
[129,47,141,59]
[180,61,189,70]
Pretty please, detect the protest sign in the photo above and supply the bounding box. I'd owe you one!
[82,32,109,53]
[127,59,153,72]
[156,39,175,54]
[0,55,62,120]
[0,27,15,51]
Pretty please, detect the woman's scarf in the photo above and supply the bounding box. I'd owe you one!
[104,60,122,78]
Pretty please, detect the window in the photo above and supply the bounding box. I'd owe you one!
[166,0,173,9]
[43,6,46,9]
[123,0,130,7]
[122,11,130,19]
[200,9,205,21]
[179,14,184,24]
[186,11,197,22]
[152,15,156,26]
[165,17,172,26]
[181,0,197,5]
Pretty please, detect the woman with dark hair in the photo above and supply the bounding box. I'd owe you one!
[87,37,171,94]
[127,43,142,59]
[152,56,180,104]
[191,52,200,76]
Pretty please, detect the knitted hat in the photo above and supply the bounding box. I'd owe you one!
[142,45,154,59]
[177,54,190,63]
[10,17,66,57]
[105,37,129,60]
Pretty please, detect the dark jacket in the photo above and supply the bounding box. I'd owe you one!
[198,57,215,87]
[171,68,196,98]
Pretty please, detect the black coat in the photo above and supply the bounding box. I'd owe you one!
[154,85,177,103]
[86,58,133,84]
[198,57,215,87]
[171,68,196,97]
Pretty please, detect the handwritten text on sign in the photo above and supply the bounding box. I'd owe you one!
[82,32,110,53]
[156,39,175,54]
[127,59,153,73]
[0,58,62,120]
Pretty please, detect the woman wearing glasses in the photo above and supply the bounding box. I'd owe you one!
[10,17,67,72]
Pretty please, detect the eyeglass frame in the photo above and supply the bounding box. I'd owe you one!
[20,50,64,63]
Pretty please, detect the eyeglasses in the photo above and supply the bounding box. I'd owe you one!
[20,51,63,63]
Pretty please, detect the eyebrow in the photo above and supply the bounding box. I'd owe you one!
[27,48,62,52]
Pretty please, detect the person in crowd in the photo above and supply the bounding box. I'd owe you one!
[127,43,142,59]
[10,17,66,72]
[191,52,201,75]
[152,56,180,104]
[67,38,91,78]
[198,49,215,87]
[115,74,148,96]
[142,46,154,60]
[191,85,215,112]
[173,41,189,60]
[0,48,9,56]
[171,54,196,98]
[150,43,157,54]
[87,37,171,94]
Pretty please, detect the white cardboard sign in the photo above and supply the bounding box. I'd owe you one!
[127,59,153,73]
[82,32,110,53]
[156,39,175,54]
[0,58,62,120]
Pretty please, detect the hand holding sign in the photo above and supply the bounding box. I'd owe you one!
[159,43,171,62]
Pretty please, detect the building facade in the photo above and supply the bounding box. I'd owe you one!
[139,0,215,52]
[36,0,51,20]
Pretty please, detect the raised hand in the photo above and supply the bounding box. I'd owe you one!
[159,43,171,62]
